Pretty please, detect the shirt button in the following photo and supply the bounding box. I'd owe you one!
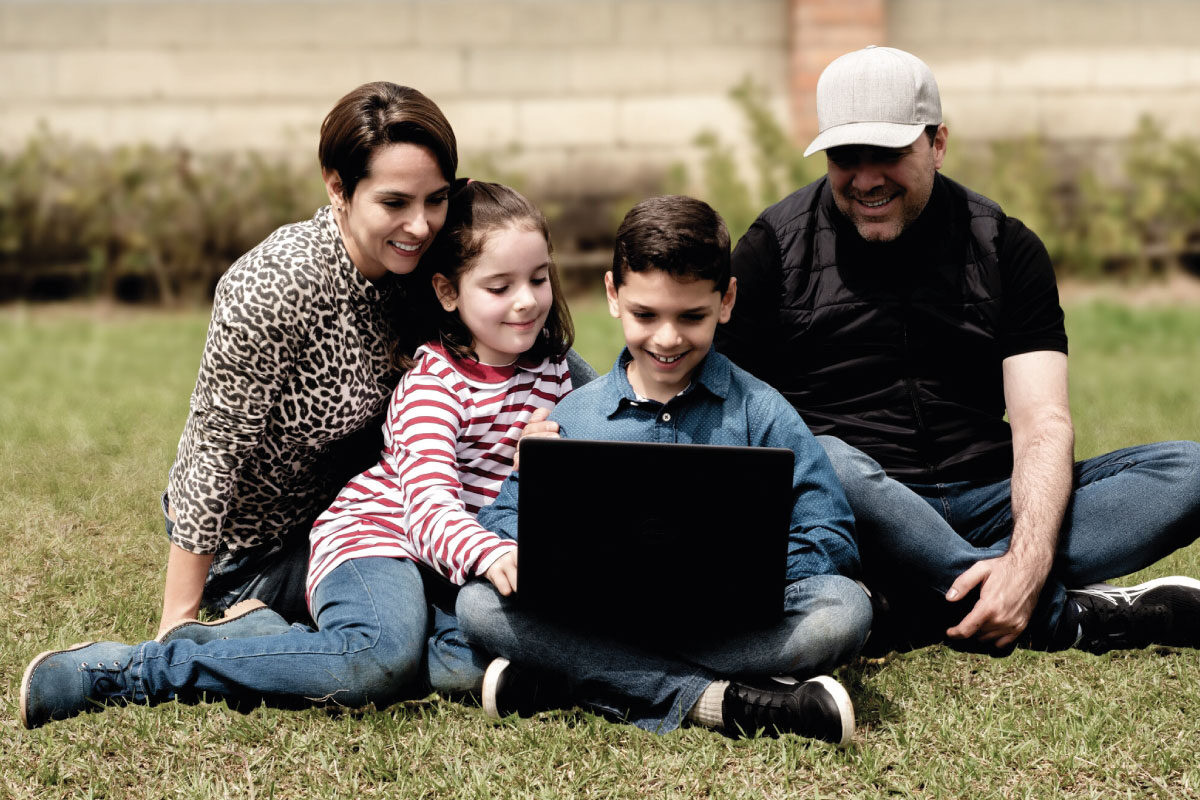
[661,413,672,422]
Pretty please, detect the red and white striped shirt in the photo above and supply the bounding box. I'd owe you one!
[306,342,571,604]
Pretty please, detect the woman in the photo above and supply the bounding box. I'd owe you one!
[157,82,591,691]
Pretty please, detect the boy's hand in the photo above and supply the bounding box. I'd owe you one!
[513,407,559,471]
[485,550,518,596]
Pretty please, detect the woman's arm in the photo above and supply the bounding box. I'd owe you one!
[157,542,216,637]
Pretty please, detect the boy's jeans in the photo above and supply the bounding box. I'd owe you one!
[127,557,487,706]
[817,437,1200,651]
[456,573,871,733]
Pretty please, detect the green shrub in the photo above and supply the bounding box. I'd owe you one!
[0,127,324,303]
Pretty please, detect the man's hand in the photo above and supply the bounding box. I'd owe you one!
[485,550,518,596]
[944,549,1052,648]
[513,407,559,471]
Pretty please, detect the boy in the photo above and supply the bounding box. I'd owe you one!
[455,196,871,745]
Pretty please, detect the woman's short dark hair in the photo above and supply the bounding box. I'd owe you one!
[319,82,457,199]
[418,181,574,363]
[611,195,731,293]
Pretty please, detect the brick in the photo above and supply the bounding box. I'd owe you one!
[437,99,519,151]
[415,2,515,45]
[1092,49,1192,90]
[929,56,1001,92]
[464,46,571,95]
[203,2,423,47]
[53,50,175,101]
[0,50,58,100]
[517,97,617,147]
[710,0,789,45]
[567,47,669,94]
[509,1,617,44]
[615,1,718,45]
[103,1,218,46]
[665,45,787,94]
[363,49,468,97]
[0,2,110,46]
[617,93,786,146]
[995,51,1096,91]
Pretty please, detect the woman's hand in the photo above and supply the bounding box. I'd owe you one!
[513,407,559,471]
[485,550,518,596]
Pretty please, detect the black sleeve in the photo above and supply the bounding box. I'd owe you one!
[715,218,784,383]
[998,216,1068,359]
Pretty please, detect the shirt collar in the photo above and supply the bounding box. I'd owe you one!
[600,347,731,416]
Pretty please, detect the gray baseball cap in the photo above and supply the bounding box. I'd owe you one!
[803,45,942,157]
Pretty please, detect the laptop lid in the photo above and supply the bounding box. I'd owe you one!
[515,437,794,642]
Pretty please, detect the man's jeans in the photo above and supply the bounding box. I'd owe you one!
[127,557,487,707]
[818,437,1200,651]
[456,574,871,733]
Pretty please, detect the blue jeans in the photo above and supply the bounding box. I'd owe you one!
[456,574,871,733]
[818,437,1200,651]
[125,557,487,707]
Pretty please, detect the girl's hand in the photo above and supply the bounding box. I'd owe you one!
[485,550,518,596]
[513,407,559,471]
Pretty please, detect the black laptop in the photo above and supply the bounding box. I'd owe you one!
[515,437,794,644]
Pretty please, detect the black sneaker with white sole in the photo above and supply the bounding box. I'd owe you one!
[481,657,570,720]
[722,675,854,746]
[1067,576,1200,653]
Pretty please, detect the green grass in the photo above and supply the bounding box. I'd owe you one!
[3,300,1199,799]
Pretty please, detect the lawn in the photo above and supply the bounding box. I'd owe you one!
[2,297,1199,799]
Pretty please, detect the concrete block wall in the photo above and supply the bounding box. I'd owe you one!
[3,0,1199,191]
[887,0,1200,142]
[0,0,791,192]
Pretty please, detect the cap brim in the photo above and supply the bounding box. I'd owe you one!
[803,121,928,157]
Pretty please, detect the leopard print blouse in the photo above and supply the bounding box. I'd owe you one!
[166,205,414,555]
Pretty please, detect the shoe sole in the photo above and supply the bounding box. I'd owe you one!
[155,599,271,644]
[1072,576,1200,604]
[481,657,511,720]
[20,642,95,730]
[805,675,855,747]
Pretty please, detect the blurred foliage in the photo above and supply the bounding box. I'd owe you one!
[5,102,1200,303]
[0,126,325,303]
[675,82,1200,279]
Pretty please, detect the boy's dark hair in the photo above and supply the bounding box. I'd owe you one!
[415,181,574,363]
[611,195,731,293]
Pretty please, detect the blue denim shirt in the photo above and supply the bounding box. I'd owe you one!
[478,348,861,581]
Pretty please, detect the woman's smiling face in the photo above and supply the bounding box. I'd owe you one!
[325,142,451,280]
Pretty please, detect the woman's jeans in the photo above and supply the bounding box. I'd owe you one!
[456,573,872,733]
[817,437,1200,651]
[128,558,487,707]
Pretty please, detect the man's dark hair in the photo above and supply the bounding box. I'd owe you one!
[924,124,939,145]
[611,195,731,293]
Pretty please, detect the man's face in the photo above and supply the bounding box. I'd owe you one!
[825,125,947,242]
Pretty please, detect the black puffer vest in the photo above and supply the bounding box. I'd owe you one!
[755,174,1013,483]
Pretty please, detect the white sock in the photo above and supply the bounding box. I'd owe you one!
[686,680,730,728]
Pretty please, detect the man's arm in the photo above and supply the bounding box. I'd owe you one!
[945,350,1074,647]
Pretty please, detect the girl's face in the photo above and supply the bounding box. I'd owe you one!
[324,142,450,280]
[433,225,554,365]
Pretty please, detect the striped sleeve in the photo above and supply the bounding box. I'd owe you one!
[389,360,516,584]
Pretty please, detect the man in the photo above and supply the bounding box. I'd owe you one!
[716,45,1200,655]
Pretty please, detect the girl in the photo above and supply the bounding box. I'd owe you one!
[20,182,576,729]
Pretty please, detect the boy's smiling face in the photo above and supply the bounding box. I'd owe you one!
[605,268,736,404]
